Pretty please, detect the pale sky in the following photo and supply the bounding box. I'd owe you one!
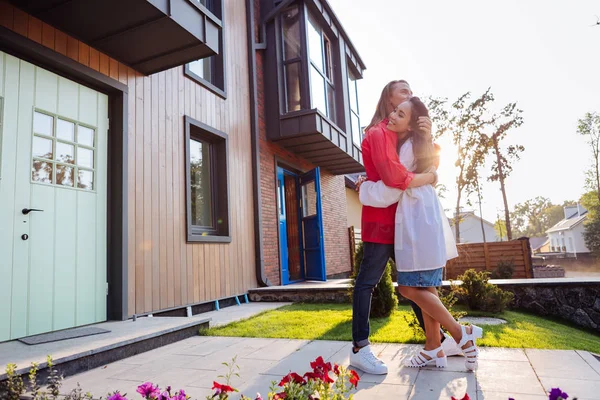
[328,0,600,223]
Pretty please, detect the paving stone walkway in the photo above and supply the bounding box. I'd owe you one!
[60,336,600,400]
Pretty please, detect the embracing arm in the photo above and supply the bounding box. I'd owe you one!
[359,180,403,208]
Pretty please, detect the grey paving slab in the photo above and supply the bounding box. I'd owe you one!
[410,370,477,400]
[538,376,600,400]
[478,347,529,362]
[577,350,600,376]
[475,360,546,395]
[477,391,548,400]
[354,382,412,399]
[243,338,310,361]
[526,349,600,381]
[264,340,347,376]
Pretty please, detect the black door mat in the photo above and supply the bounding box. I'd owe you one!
[18,327,110,345]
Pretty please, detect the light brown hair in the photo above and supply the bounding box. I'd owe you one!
[364,80,410,133]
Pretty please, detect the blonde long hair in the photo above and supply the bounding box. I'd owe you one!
[364,80,409,133]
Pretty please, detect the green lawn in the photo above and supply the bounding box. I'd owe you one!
[201,303,600,353]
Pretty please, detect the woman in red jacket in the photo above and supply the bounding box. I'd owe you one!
[350,80,442,375]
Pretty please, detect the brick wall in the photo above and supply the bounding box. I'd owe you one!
[254,0,351,284]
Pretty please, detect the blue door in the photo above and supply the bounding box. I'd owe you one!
[277,168,290,285]
[299,167,326,281]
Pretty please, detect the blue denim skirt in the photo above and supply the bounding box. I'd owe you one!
[397,267,443,287]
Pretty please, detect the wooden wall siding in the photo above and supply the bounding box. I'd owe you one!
[0,0,257,317]
[445,239,533,280]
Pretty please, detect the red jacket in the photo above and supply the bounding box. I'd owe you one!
[360,120,415,244]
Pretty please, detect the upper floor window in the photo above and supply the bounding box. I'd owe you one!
[282,6,303,113]
[347,67,361,145]
[307,12,336,123]
[185,0,226,98]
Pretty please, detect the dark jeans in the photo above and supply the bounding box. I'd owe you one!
[352,242,444,347]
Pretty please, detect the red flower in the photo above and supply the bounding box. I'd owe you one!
[349,370,360,388]
[310,357,332,375]
[273,392,286,399]
[303,371,333,384]
[333,364,341,376]
[451,395,470,400]
[212,381,236,393]
[279,372,306,386]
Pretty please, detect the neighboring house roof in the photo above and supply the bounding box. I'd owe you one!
[546,205,588,234]
[546,212,587,233]
[529,236,549,250]
[449,211,496,229]
[344,173,362,190]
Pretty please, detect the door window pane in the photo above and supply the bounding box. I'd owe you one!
[282,7,301,60]
[310,67,326,115]
[307,16,323,72]
[190,139,213,228]
[57,119,75,142]
[32,159,53,184]
[78,126,95,147]
[56,165,74,187]
[301,181,318,217]
[33,136,53,159]
[34,112,53,136]
[285,62,302,112]
[78,169,94,190]
[56,142,75,164]
[78,147,94,168]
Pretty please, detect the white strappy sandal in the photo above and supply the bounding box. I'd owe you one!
[403,346,447,368]
[457,324,483,371]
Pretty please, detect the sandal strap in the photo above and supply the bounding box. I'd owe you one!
[409,346,445,366]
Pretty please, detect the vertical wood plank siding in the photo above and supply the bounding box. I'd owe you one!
[0,0,258,316]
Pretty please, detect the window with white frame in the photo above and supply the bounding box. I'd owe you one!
[307,12,336,123]
[347,67,361,145]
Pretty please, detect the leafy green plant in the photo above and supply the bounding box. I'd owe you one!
[0,363,25,400]
[455,269,514,313]
[349,242,398,318]
[490,260,515,279]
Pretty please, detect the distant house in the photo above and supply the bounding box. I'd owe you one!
[345,174,362,231]
[545,204,589,256]
[449,211,505,244]
[530,236,550,254]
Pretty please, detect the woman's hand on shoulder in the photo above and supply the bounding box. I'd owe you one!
[417,116,432,137]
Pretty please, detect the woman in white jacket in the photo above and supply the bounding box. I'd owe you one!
[359,97,482,371]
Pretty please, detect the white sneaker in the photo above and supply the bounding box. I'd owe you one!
[349,345,388,375]
[442,332,463,357]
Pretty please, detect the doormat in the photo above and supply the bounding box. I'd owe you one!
[18,327,110,345]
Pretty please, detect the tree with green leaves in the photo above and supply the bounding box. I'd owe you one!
[486,102,524,241]
[427,90,494,243]
[494,218,506,241]
[510,197,575,238]
[577,112,600,202]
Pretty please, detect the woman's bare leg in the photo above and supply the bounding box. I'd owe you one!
[399,286,474,349]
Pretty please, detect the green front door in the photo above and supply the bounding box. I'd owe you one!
[0,51,108,342]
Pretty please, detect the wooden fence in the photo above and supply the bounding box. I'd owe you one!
[348,226,533,279]
[445,238,533,279]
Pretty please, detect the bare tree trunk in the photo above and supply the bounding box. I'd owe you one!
[455,189,462,243]
[595,147,600,203]
[493,137,512,240]
[476,178,486,243]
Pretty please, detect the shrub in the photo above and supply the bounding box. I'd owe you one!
[349,242,398,318]
[455,269,514,313]
[490,260,515,279]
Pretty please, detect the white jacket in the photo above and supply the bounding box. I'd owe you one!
[359,139,458,272]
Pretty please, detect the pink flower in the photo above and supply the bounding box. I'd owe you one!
[137,382,161,399]
[107,392,128,400]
